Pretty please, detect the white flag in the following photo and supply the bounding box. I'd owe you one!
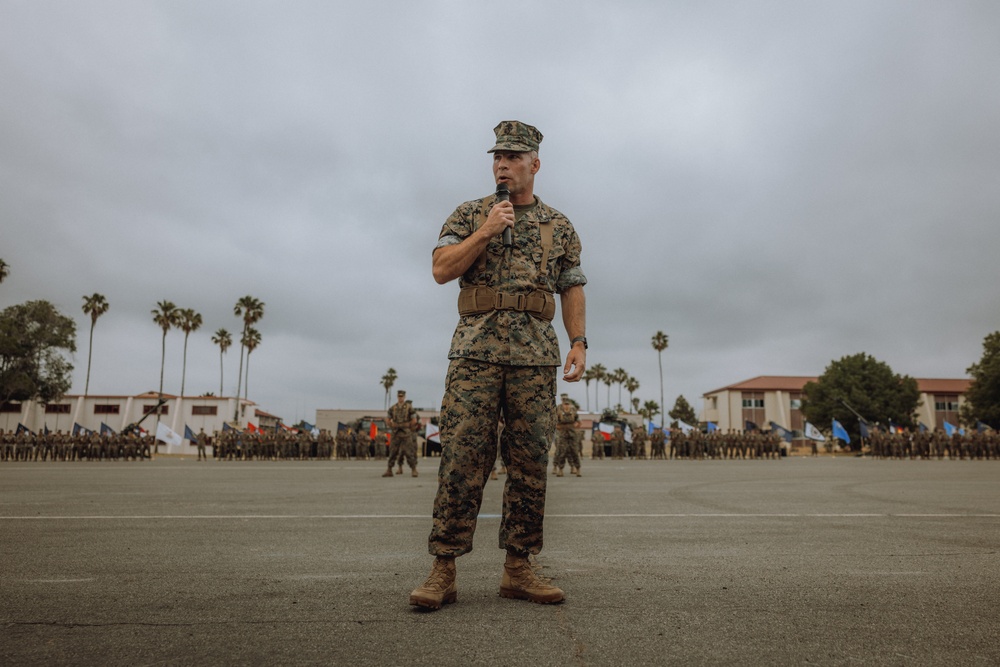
[156,422,183,447]
[676,419,695,434]
[804,422,826,442]
[425,422,440,443]
[624,425,633,443]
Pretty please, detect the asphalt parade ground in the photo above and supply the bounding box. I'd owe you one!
[2,456,998,666]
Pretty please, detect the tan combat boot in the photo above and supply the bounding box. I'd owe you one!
[382,468,393,478]
[409,557,457,609]
[411,468,418,477]
[499,552,564,604]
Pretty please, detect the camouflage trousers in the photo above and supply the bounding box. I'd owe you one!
[428,358,555,558]
[554,429,580,470]
[388,431,417,469]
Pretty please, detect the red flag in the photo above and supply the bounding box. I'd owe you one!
[369,422,377,440]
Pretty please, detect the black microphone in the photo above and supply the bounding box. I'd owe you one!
[496,182,512,248]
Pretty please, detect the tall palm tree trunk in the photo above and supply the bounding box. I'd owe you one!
[181,333,189,397]
[85,321,95,396]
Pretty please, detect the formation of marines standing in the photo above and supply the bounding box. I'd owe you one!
[0,428,152,461]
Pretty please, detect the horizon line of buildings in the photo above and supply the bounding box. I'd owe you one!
[1,375,973,439]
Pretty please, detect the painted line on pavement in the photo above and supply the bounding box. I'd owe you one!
[1,513,997,520]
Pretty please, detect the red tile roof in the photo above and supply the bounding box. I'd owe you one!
[704,375,971,397]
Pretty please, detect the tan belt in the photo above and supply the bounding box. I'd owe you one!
[458,286,555,322]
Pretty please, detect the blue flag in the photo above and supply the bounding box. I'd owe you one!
[769,421,793,443]
[222,422,234,432]
[745,420,758,432]
[184,425,197,442]
[706,422,718,433]
[943,421,956,437]
[977,421,990,434]
[302,421,315,432]
[858,419,871,439]
[832,419,850,444]
[101,422,115,436]
[16,423,33,436]
[337,422,349,433]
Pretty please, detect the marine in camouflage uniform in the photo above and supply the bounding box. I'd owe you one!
[385,390,418,477]
[553,393,581,476]
[411,121,587,610]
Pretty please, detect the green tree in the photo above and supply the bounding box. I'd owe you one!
[669,394,698,426]
[802,352,920,448]
[242,327,262,405]
[641,399,660,424]
[0,258,9,284]
[0,300,76,405]
[233,295,265,420]
[381,367,398,410]
[651,331,669,427]
[211,328,233,397]
[177,308,202,397]
[960,331,1000,429]
[151,301,180,414]
[81,293,109,396]
[625,376,640,413]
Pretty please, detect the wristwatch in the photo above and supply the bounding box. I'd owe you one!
[571,336,588,350]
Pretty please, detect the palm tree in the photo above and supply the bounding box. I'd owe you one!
[177,308,203,397]
[604,374,613,412]
[233,295,265,421]
[590,363,606,412]
[81,293,109,396]
[242,327,262,407]
[631,397,640,414]
[612,367,628,409]
[625,376,640,412]
[0,258,9,284]
[381,368,398,409]
[652,331,669,428]
[642,400,661,425]
[211,328,233,397]
[582,367,596,412]
[151,300,180,449]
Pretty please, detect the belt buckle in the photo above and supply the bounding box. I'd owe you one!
[494,292,524,311]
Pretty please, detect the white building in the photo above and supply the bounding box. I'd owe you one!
[0,392,272,438]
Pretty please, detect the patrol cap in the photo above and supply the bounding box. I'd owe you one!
[397,390,406,396]
[560,393,569,401]
[487,120,543,153]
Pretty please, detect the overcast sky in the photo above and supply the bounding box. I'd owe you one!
[2,1,998,424]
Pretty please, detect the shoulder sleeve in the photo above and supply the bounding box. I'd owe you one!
[434,200,479,252]
[555,217,587,293]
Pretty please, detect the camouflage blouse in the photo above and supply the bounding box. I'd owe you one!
[435,193,586,367]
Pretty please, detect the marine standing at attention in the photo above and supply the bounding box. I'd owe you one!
[410,120,588,609]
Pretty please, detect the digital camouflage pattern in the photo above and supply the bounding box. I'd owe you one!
[554,400,581,471]
[435,195,586,366]
[428,358,555,557]
[487,120,543,153]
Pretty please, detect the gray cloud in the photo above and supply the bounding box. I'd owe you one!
[2,1,998,422]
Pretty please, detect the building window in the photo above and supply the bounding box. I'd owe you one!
[191,406,217,416]
[45,404,71,414]
[0,403,21,413]
[143,405,168,415]
[94,404,120,415]
[934,401,959,412]
[790,398,802,410]
[742,398,764,409]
